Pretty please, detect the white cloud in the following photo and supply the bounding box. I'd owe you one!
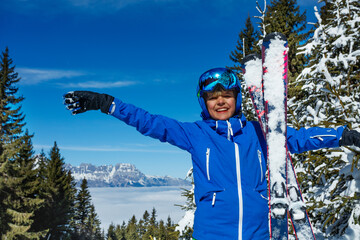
[17,67,139,88]
[62,80,138,89]
[18,67,86,85]
[34,144,182,153]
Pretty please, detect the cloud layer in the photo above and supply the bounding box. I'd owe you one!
[34,144,182,153]
[90,186,188,230]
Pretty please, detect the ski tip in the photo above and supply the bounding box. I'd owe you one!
[263,32,287,42]
[241,53,261,65]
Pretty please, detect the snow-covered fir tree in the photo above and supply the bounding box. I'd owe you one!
[176,168,195,239]
[289,0,360,238]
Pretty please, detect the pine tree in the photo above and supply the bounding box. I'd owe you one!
[86,204,102,239]
[34,142,76,239]
[141,210,150,240]
[116,221,127,240]
[229,15,261,71]
[31,151,50,235]
[157,220,166,240]
[165,216,179,240]
[289,0,360,237]
[138,219,145,239]
[0,47,26,235]
[74,178,92,238]
[125,215,139,240]
[0,48,25,158]
[4,130,47,239]
[107,223,117,240]
[264,0,309,93]
[229,0,309,122]
[262,0,310,117]
[72,178,102,239]
[145,208,158,239]
[0,47,47,238]
[229,15,260,121]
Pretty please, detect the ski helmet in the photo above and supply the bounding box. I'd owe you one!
[197,67,241,119]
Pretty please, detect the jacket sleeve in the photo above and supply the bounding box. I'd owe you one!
[287,125,346,154]
[109,98,193,152]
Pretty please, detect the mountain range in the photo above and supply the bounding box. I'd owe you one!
[65,163,191,188]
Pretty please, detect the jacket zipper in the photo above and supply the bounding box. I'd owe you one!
[310,134,336,141]
[257,150,263,182]
[212,192,216,206]
[235,143,243,240]
[206,148,210,181]
[226,120,234,141]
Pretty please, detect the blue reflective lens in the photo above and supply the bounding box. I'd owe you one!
[199,68,239,93]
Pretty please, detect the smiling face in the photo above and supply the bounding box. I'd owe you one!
[205,90,237,120]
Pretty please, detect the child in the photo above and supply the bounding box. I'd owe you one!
[64,67,360,240]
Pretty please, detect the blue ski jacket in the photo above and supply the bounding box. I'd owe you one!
[109,98,345,240]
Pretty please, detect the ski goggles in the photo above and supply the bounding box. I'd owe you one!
[197,68,239,97]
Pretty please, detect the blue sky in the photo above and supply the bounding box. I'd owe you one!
[1,0,320,178]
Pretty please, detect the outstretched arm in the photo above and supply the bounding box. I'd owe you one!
[287,126,345,154]
[63,91,193,152]
[109,98,193,151]
[287,126,360,154]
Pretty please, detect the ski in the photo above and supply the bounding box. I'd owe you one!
[262,32,289,240]
[242,33,316,240]
[242,53,266,134]
[287,152,316,239]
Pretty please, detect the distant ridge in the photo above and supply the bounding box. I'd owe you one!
[65,163,191,188]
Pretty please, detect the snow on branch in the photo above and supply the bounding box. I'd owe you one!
[255,0,267,38]
[318,56,337,86]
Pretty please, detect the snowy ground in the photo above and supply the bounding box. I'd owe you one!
[89,186,189,231]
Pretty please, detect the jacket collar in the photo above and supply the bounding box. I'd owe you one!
[204,114,247,140]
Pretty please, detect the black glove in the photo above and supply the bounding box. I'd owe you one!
[63,91,114,115]
[339,127,360,147]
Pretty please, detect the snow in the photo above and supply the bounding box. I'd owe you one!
[107,164,116,182]
[175,209,194,234]
[243,55,266,133]
[343,206,360,240]
[295,218,315,240]
[263,35,288,193]
[272,207,286,217]
[271,226,288,240]
[243,56,262,87]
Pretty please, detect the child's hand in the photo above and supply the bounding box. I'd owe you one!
[63,91,114,115]
[339,128,360,147]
